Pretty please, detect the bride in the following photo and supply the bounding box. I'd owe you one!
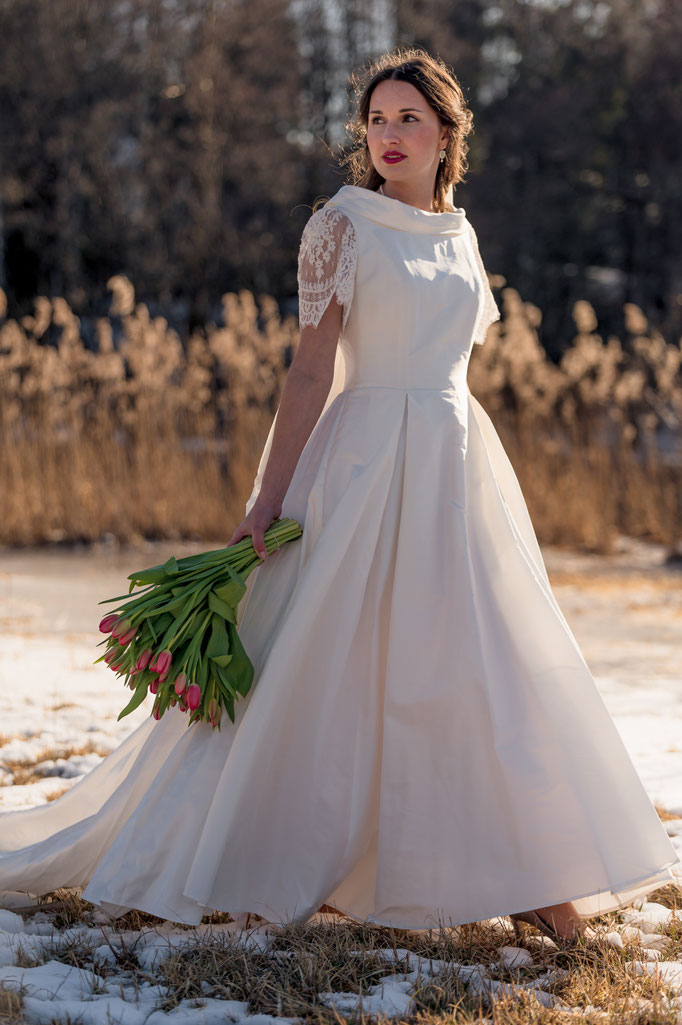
[1,46,678,943]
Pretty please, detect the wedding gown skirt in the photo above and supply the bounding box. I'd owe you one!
[0,386,678,929]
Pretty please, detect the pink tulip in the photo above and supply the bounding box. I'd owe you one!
[99,613,119,634]
[111,617,132,639]
[104,647,118,665]
[174,672,187,696]
[152,705,162,721]
[118,626,138,645]
[187,683,201,710]
[158,665,170,685]
[170,696,177,707]
[150,650,172,674]
[135,649,152,671]
[149,679,159,694]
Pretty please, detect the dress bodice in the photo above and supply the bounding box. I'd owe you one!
[297,184,501,393]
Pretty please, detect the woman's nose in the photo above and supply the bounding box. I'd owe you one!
[381,122,401,144]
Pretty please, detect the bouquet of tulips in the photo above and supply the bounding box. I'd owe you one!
[94,518,303,731]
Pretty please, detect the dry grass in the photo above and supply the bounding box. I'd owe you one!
[0,984,24,1024]
[4,880,682,1024]
[467,293,682,554]
[0,281,679,554]
[656,806,681,822]
[0,282,297,548]
[0,739,112,787]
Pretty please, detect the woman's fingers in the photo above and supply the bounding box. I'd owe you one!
[225,523,249,548]
[227,504,275,558]
[251,529,267,559]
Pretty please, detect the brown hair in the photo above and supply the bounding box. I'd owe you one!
[337,47,474,213]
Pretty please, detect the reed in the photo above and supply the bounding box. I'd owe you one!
[0,279,679,554]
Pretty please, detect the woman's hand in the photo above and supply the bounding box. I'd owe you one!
[225,497,282,560]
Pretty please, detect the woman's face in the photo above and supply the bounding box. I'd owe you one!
[366,79,449,187]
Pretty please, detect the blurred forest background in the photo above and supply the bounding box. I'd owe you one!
[0,0,680,553]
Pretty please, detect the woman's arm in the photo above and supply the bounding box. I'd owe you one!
[227,204,357,559]
[225,296,342,559]
[255,296,343,514]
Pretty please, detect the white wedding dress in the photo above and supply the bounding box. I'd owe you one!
[0,185,678,930]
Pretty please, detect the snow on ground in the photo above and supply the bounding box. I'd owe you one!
[540,535,682,815]
[0,535,681,1024]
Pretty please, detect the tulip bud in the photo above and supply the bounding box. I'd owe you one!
[118,626,138,645]
[99,613,119,634]
[150,649,172,674]
[104,647,118,665]
[152,705,162,721]
[111,617,132,639]
[187,683,201,710]
[207,698,218,720]
[174,672,188,696]
[136,649,152,671]
[149,679,159,694]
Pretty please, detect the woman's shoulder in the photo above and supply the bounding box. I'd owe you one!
[297,200,359,331]
[301,199,355,235]
[298,202,358,269]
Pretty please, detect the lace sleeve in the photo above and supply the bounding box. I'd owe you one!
[467,220,501,346]
[297,206,358,332]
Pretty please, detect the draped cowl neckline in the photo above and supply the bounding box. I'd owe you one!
[324,184,467,236]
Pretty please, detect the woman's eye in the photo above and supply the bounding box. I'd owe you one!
[370,115,418,124]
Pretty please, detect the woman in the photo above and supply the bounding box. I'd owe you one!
[0,48,678,941]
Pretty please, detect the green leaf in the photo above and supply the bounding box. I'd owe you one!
[208,590,236,623]
[214,565,246,608]
[117,684,148,721]
[127,567,170,585]
[215,663,238,699]
[148,594,186,617]
[206,613,230,660]
[209,653,234,668]
[162,555,179,576]
[225,694,235,723]
[226,620,254,696]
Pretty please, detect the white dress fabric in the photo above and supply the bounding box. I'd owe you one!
[0,184,678,931]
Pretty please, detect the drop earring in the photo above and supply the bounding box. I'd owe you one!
[439,149,446,162]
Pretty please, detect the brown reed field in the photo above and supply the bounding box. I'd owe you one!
[0,279,679,554]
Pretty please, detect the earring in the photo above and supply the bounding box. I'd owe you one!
[439,149,446,162]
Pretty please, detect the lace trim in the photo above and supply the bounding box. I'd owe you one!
[467,221,501,346]
[297,206,358,331]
